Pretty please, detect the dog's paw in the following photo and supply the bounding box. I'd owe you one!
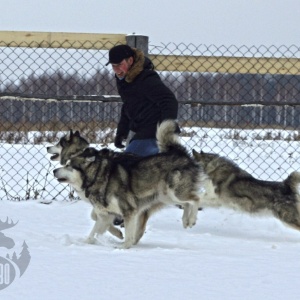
[182,218,188,229]
[84,236,97,244]
[188,215,197,228]
[187,220,197,228]
[121,238,135,249]
[116,242,132,249]
[182,217,197,229]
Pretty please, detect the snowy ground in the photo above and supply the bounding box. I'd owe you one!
[1,128,300,299]
[1,198,300,299]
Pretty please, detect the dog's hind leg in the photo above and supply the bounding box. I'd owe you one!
[134,203,165,245]
[274,202,300,231]
[134,211,150,245]
[281,217,300,231]
[122,214,139,249]
[108,224,123,240]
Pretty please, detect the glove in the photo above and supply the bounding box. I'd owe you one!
[114,135,125,149]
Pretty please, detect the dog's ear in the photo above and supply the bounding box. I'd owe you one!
[68,130,80,139]
[66,129,74,141]
[74,131,81,137]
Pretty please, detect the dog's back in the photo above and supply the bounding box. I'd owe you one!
[192,150,251,192]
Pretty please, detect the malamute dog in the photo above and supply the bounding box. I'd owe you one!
[193,149,300,231]
[53,120,204,248]
[47,130,125,241]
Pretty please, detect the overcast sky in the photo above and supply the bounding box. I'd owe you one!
[1,0,300,47]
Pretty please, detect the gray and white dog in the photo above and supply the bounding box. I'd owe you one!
[53,121,204,248]
[47,130,125,240]
[47,130,89,165]
[193,149,300,231]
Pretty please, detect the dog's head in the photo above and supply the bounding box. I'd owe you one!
[192,149,219,171]
[47,142,62,162]
[47,130,89,165]
[53,147,112,199]
[52,150,95,190]
[53,163,82,188]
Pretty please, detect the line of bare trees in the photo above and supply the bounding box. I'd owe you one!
[1,70,300,103]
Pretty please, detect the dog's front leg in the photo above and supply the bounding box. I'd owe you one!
[85,211,114,244]
[186,202,199,228]
[182,201,199,228]
[91,208,123,240]
[182,203,192,228]
[108,224,123,240]
[85,217,102,244]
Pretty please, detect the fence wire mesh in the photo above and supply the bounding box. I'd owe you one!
[0,38,300,200]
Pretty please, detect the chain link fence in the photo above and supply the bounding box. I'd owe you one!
[1,32,300,200]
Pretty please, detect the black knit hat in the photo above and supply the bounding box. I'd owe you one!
[105,45,135,66]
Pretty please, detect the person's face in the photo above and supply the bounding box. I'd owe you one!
[112,57,134,79]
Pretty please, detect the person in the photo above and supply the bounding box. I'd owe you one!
[106,44,179,157]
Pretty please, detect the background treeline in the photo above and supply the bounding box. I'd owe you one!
[1,69,300,103]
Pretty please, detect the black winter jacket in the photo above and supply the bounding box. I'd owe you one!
[115,49,178,141]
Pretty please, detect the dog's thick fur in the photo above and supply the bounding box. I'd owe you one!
[47,130,126,240]
[193,149,300,230]
[47,130,89,165]
[53,121,204,248]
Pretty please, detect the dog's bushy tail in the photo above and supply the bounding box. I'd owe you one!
[156,120,182,153]
[285,171,300,195]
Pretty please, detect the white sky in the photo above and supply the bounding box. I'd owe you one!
[1,0,300,46]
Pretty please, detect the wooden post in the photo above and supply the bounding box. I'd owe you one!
[126,35,149,56]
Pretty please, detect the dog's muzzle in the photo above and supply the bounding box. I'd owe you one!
[53,168,68,183]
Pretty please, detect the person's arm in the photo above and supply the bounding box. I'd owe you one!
[115,105,130,148]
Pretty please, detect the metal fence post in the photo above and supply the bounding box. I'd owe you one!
[126,35,149,56]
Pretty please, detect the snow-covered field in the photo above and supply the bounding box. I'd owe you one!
[1,200,300,300]
[1,128,300,299]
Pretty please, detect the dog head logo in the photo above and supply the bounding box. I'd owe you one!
[0,218,31,290]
